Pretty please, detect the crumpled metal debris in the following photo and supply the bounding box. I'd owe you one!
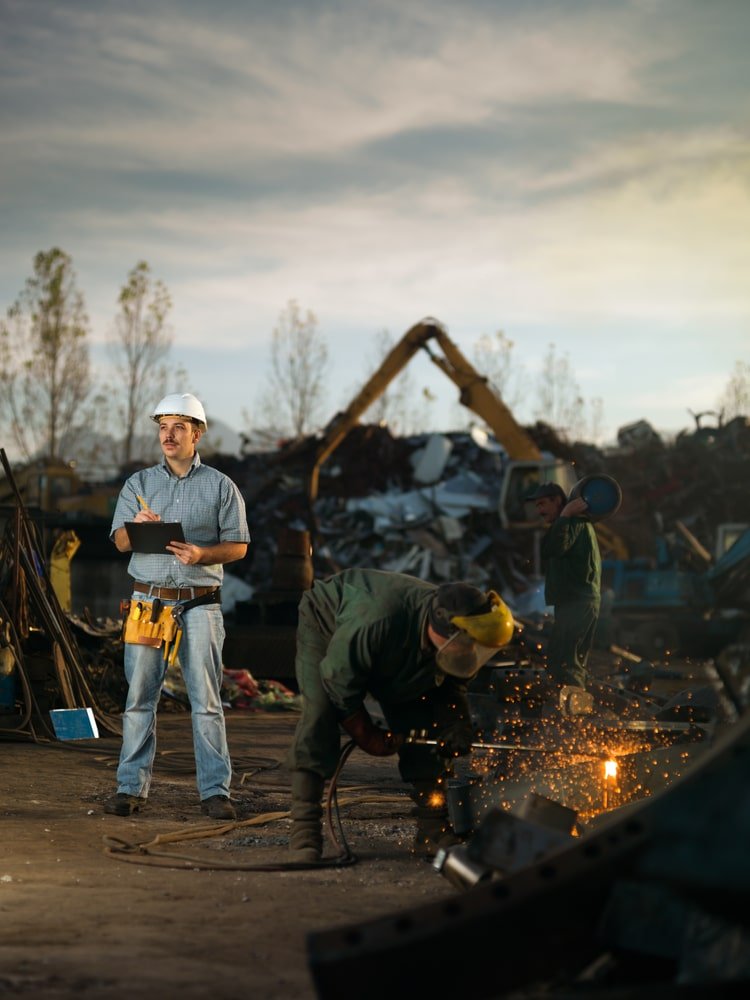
[209,415,750,662]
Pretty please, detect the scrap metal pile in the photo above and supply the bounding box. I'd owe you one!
[213,413,750,661]
[222,414,750,571]
[0,449,123,741]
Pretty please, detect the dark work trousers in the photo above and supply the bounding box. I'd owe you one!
[546,598,600,688]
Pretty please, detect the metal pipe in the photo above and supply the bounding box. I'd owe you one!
[405,734,612,759]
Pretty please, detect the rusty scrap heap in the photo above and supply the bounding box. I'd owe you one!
[220,416,750,585]
[0,449,122,741]
[212,413,750,663]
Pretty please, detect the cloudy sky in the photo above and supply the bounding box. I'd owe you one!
[2,0,748,445]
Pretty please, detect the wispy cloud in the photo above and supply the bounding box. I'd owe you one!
[2,0,667,166]
[1,0,748,440]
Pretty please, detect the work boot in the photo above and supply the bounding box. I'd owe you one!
[104,793,147,816]
[289,770,324,863]
[410,780,462,859]
[544,685,594,718]
[200,795,237,820]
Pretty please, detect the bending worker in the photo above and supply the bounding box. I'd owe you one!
[527,482,600,712]
[105,393,250,820]
[286,568,514,863]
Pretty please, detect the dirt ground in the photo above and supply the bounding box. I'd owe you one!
[1,710,455,1000]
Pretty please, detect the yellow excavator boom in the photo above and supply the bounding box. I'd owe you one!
[304,316,628,561]
[308,317,541,502]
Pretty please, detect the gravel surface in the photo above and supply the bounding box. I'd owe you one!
[1,711,455,999]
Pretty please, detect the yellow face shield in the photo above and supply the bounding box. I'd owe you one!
[450,590,515,648]
[434,630,500,680]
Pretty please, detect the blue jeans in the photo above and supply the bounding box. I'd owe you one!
[116,596,231,800]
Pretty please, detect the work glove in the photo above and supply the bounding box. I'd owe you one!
[435,715,475,758]
[431,682,474,758]
[340,706,404,757]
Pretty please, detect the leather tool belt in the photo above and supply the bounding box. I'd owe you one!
[133,582,216,600]
[121,588,221,665]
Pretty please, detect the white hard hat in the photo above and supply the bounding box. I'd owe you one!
[151,393,207,430]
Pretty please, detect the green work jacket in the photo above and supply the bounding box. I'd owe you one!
[300,568,445,718]
[540,516,601,606]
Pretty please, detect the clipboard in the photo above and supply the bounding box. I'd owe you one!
[125,521,185,554]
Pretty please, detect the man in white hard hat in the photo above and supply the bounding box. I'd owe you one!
[105,393,251,819]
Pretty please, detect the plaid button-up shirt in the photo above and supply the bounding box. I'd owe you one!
[110,453,251,588]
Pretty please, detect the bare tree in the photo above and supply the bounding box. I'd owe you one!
[587,395,606,443]
[266,300,329,438]
[111,261,173,464]
[717,360,750,420]
[472,329,528,413]
[0,248,91,459]
[533,342,600,442]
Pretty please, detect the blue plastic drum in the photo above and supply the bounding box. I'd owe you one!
[568,474,622,522]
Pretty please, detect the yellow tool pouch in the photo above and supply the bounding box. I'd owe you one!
[123,600,182,664]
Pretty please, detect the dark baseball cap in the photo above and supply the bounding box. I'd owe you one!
[428,582,493,639]
[525,482,567,503]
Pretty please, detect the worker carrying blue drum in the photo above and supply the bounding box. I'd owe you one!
[526,474,621,714]
[286,569,515,863]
